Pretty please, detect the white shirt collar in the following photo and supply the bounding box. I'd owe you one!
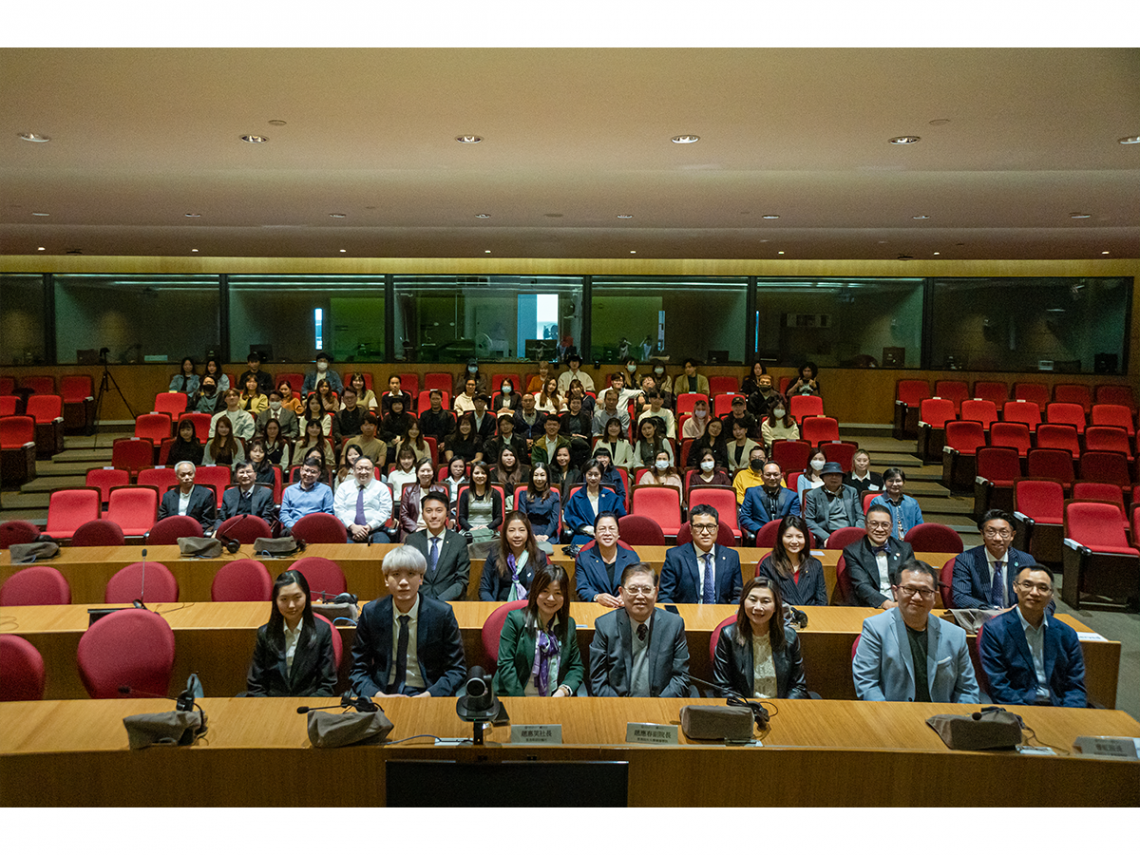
[1016,605,1048,632]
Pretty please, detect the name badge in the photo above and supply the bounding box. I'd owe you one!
[510,724,563,745]
[626,722,679,745]
[1073,736,1140,761]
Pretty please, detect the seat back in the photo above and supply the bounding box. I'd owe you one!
[0,636,46,701]
[147,514,204,544]
[895,379,930,407]
[1079,451,1132,488]
[44,488,102,539]
[754,519,787,549]
[180,412,213,437]
[825,526,865,552]
[0,395,18,417]
[801,416,839,444]
[288,556,347,597]
[480,599,529,671]
[820,441,858,472]
[1001,400,1041,430]
[960,399,998,429]
[713,393,736,417]
[25,394,62,423]
[0,520,41,548]
[918,397,956,428]
[629,486,682,535]
[22,376,56,396]
[1013,478,1065,523]
[1065,501,1133,552]
[944,420,986,455]
[71,519,127,547]
[933,380,969,411]
[708,615,736,664]
[423,372,453,395]
[1053,383,1092,413]
[105,561,178,603]
[688,486,740,536]
[275,372,305,392]
[1025,449,1075,486]
[111,437,156,471]
[60,374,93,402]
[397,373,419,398]
[972,381,1008,409]
[1084,426,1132,457]
[154,392,187,420]
[0,415,35,447]
[417,389,451,412]
[291,512,349,544]
[1036,424,1081,458]
[616,513,666,546]
[0,376,15,396]
[1095,385,1137,411]
[0,566,71,606]
[490,374,522,396]
[976,447,1022,483]
[939,557,957,609]
[1090,404,1136,435]
[1046,402,1087,433]
[86,467,131,503]
[1071,482,1126,520]
[788,396,825,424]
[835,556,852,605]
[770,439,812,474]
[1012,383,1050,412]
[137,467,181,494]
[675,393,707,415]
[989,422,1031,456]
[903,522,964,553]
[216,513,274,544]
[77,609,176,699]
[104,486,160,536]
[195,466,232,507]
[211,559,274,601]
[135,413,173,444]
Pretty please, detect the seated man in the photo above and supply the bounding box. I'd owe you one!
[802,461,864,546]
[279,457,334,532]
[469,394,496,442]
[980,564,1086,707]
[333,455,392,543]
[557,352,595,394]
[237,352,273,396]
[209,388,255,441]
[340,413,387,469]
[952,509,1043,612]
[157,461,217,531]
[380,374,413,416]
[842,506,915,609]
[418,390,456,445]
[349,544,467,698]
[405,491,470,601]
[301,351,343,397]
[738,461,799,540]
[255,389,300,438]
[852,559,980,703]
[721,395,758,440]
[591,388,629,437]
[530,412,570,466]
[868,467,924,538]
[481,413,529,467]
[731,445,768,504]
[658,505,743,605]
[218,461,276,528]
[512,392,543,442]
[334,386,367,442]
[635,388,675,439]
[589,563,692,697]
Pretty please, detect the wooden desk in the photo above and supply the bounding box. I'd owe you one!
[3,602,1120,709]
[2,697,1137,807]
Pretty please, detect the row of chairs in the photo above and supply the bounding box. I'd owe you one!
[0,376,95,435]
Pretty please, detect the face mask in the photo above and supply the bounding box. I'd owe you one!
[694,408,707,418]
[468,364,477,373]
[270,401,281,411]
[626,363,637,373]
[700,460,715,472]
[810,459,825,472]
[502,385,512,394]
[316,361,328,371]
[773,408,786,419]
[654,366,664,375]
[750,458,764,472]
[655,459,669,471]
[202,386,216,396]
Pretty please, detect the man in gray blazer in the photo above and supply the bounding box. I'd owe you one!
[589,563,692,697]
[255,390,300,438]
[405,492,470,601]
[852,559,980,704]
[802,461,864,546]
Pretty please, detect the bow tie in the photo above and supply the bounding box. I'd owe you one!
[872,544,891,556]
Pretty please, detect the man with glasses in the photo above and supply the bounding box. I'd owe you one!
[843,506,915,608]
[951,510,1045,613]
[853,559,980,703]
[979,565,1086,707]
[280,458,334,533]
[738,461,800,543]
[658,505,743,605]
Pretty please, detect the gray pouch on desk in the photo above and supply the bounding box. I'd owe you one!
[307,709,394,748]
[680,705,755,741]
[123,710,208,750]
[926,707,1024,751]
[177,537,223,558]
[312,600,359,622]
[253,536,299,557]
[9,541,60,562]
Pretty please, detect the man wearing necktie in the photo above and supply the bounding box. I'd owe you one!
[951,510,1047,613]
[842,506,916,608]
[658,505,744,605]
[332,455,392,543]
[406,492,471,601]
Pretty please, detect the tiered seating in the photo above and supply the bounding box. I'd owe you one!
[1061,501,1139,608]
[933,380,969,415]
[0,415,37,486]
[25,394,64,458]
[43,488,101,540]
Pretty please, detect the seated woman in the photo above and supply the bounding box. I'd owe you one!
[203,416,245,466]
[397,458,443,542]
[259,418,292,470]
[456,461,503,547]
[394,422,432,467]
[315,378,339,413]
[491,564,584,697]
[441,455,468,508]
[193,377,222,414]
[480,511,549,601]
[379,396,415,455]
[491,379,522,414]
[166,418,204,467]
[567,378,595,416]
[755,515,827,607]
[387,445,419,512]
[246,569,336,697]
[797,450,826,505]
[761,397,800,446]
[685,416,729,470]
[300,393,333,438]
[739,360,769,399]
[563,458,625,545]
[535,377,562,414]
[637,450,682,490]
[558,394,593,467]
[346,372,377,412]
[335,443,364,491]
[202,358,230,393]
[574,511,639,605]
[444,413,483,465]
[239,374,268,415]
[247,439,277,487]
[712,576,809,700]
[790,362,821,397]
[277,380,305,416]
[632,417,672,469]
[516,462,559,551]
[682,397,710,439]
[549,445,580,507]
[726,420,760,472]
[526,361,554,395]
[492,446,529,511]
[169,357,201,397]
[596,417,638,470]
[689,447,732,492]
[844,447,885,495]
[294,419,335,470]
[868,467,924,538]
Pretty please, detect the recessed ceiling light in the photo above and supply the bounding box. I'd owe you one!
[777,251,785,255]
[933,252,940,256]
[889,136,921,145]
[184,213,201,218]
[329,213,347,219]
[1118,135,1140,145]
[912,215,930,220]
[484,249,491,254]
[475,213,491,219]
[456,135,483,144]
[37,246,45,251]
[31,212,49,217]
[268,119,287,126]
[339,249,347,253]
[1070,212,1091,219]
[1102,250,1110,255]
[762,214,780,220]
[241,134,268,143]
[671,134,700,144]
[191,249,198,253]
[617,214,634,219]
[630,250,637,254]
[18,132,51,143]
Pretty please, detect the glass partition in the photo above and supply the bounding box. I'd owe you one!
[0,274,46,365]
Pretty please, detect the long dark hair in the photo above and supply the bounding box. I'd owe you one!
[209,415,239,457]
[247,439,273,475]
[527,462,552,500]
[469,460,492,498]
[770,514,809,580]
[266,569,315,651]
[172,417,198,448]
[766,396,795,429]
[495,446,526,488]
[304,393,327,420]
[524,564,572,646]
[733,576,786,651]
[702,417,729,452]
[497,510,539,579]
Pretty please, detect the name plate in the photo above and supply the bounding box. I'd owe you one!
[626,722,679,745]
[1076,632,1106,642]
[1073,736,1140,761]
[510,724,563,745]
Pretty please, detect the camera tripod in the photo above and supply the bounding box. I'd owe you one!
[91,355,136,447]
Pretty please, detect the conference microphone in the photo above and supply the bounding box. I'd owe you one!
[118,675,207,738]
[134,548,148,609]
[685,672,772,728]
[297,691,379,715]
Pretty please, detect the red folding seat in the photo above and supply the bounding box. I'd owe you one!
[1090,404,1136,438]
[146,514,205,545]
[689,486,741,539]
[675,393,707,415]
[917,398,956,462]
[211,559,274,602]
[1095,385,1137,411]
[972,381,1008,412]
[1046,402,1087,436]
[423,373,452,395]
[103,486,160,537]
[398,373,420,398]
[490,374,522,395]
[0,416,37,486]
[616,514,666,547]
[288,555,347,597]
[1036,424,1081,459]
[105,561,179,603]
[21,376,55,396]
[770,440,812,474]
[709,376,738,398]
[0,520,41,548]
[1013,479,1065,562]
[480,599,529,671]
[1026,449,1075,491]
[195,466,232,508]
[0,377,14,395]
[974,447,1022,517]
[0,395,18,417]
[1061,502,1139,608]
[179,412,213,437]
[801,416,840,446]
[70,519,126,547]
[933,380,969,415]
[25,394,64,457]
[893,379,931,440]
[0,566,71,606]
[1079,451,1132,488]
[942,420,987,492]
[137,466,181,495]
[989,422,1032,459]
[821,441,858,472]
[1012,383,1050,414]
[629,485,682,537]
[215,513,274,544]
[677,520,737,548]
[1071,483,1128,531]
[60,374,95,434]
[154,392,187,421]
[291,512,348,544]
[77,609,175,699]
[1053,383,1092,414]
[86,467,131,504]
[1002,400,1042,431]
[275,372,305,393]
[789,396,825,425]
[0,636,46,702]
[135,413,173,447]
[834,556,853,605]
[753,520,816,551]
[43,487,101,539]
[960,399,999,432]
[939,557,957,609]
[903,523,964,554]
[417,389,450,413]
[822,526,861,552]
[1084,427,1136,478]
[713,393,736,418]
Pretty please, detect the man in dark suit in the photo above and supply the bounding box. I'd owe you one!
[218,461,276,529]
[254,390,300,438]
[405,492,470,601]
[481,413,530,468]
[738,461,801,541]
[589,563,692,697]
[157,461,217,531]
[802,461,864,546]
[952,510,1045,612]
[349,544,466,698]
[658,505,743,605]
[979,564,1086,707]
[842,505,914,608]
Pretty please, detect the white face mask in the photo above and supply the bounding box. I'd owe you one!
[502,385,512,394]
[269,401,282,411]
[773,408,786,419]
[694,408,707,418]
[810,459,825,471]
[700,460,715,472]
[654,366,664,375]
[626,363,637,373]
[655,459,669,471]
[316,361,328,371]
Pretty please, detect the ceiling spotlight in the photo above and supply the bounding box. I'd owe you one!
[889,136,921,145]
[484,249,491,253]
[268,119,287,126]
[18,132,51,143]
[191,249,199,253]
[1102,250,1110,255]
[777,251,785,255]
[241,134,268,143]
[31,212,49,217]
[184,213,201,218]
[475,213,491,219]
[912,215,930,220]
[933,252,940,256]
[1070,213,1091,219]
[37,246,46,251]
[339,249,347,253]
[617,214,634,219]
[329,213,347,218]
[1118,135,1140,145]
[456,135,483,144]
[671,134,700,144]
[762,214,780,220]
[630,250,637,254]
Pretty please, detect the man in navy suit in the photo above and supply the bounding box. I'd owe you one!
[952,510,1047,612]
[738,461,800,541]
[842,506,915,608]
[217,461,277,530]
[349,544,466,698]
[979,565,1086,707]
[658,505,743,605]
[405,492,470,601]
[157,461,217,531]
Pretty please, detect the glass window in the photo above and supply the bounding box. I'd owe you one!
[0,274,46,366]
[228,275,385,364]
[755,278,924,369]
[392,275,582,363]
[53,274,220,365]
[591,277,748,365]
[930,277,1131,373]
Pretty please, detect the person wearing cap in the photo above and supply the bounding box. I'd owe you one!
[237,352,274,396]
[530,412,571,466]
[635,387,675,438]
[301,352,343,397]
[721,394,758,440]
[557,353,595,394]
[801,460,864,547]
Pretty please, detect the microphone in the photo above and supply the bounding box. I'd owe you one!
[297,690,379,715]
[119,675,208,738]
[134,548,148,608]
[685,672,772,728]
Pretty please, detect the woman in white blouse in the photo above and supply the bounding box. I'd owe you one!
[596,417,638,470]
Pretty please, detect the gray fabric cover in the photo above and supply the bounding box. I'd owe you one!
[307,709,394,748]
[123,710,207,750]
[177,536,223,558]
[926,707,1023,751]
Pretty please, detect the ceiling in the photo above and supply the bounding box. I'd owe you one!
[1,48,1138,261]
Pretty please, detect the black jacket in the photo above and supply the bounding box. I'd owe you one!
[246,618,337,697]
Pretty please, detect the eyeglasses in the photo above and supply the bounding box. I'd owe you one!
[595,527,619,535]
[867,521,892,530]
[896,585,936,599]
[1014,582,1053,594]
[623,586,655,595]
[982,528,1014,538]
[691,523,719,532]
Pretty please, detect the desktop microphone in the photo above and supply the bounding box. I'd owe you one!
[685,672,772,729]
[297,691,379,715]
[118,675,207,739]
[133,548,148,609]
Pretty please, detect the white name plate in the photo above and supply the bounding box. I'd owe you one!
[1076,632,1107,642]
[510,724,563,745]
[1073,736,1140,761]
[626,722,679,745]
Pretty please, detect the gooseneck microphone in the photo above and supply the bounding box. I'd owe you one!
[133,548,148,609]
[297,690,379,715]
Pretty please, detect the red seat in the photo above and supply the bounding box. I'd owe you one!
[917,398,956,462]
[709,614,736,664]
[1084,426,1134,462]
[0,566,71,606]
[896,379,931,408]
[398,374,419,398]
[942,420,987,491]
[417,389,451,413]
[974,447,1022,517]
[211,559,274,601]
[821,441,858,472]
[1096,385,1137,411]
[1061,501,1140,608]
[0,377,14,396]
[137,466,181,495]
[770,440,812,474]
[0,520,41,548]
[893,379,931,440]
[1132,506,1140,549]
[862,492,878,515]
[25,394,65,457]
[135,412,173,446]
[60,374,93,403]
[989,422,1032,457]
[105,561,178,603]
[195,466,232,508]
[86,467,131,503]
[1053,383,1092,414]
[707,376,737,398]
[215,513,274,544]
[179,412,213,437]
[1079,451,1132,488]
[275,373,305,393]
[77,609,176,699]
[43,487,102,539]
[111,437,156,472]
[801,416,839,445]
[1002,400,1042,431]
[1026,449,1075,490]
[789,396,825,425]
[1071,483,1127,528]
[835,556,853,605]
[972,381,1008,412]
[688,486,741,539]
[0,395,18,417]
[1036,424,1081,459]
[154,392,188,421]
[675,393,707,415]
[754,519,816,550]
[1012,383,1050,414]
[21,376,56,396]
[0,636,46,701]
[617,514,666,547]
[288,555,347,597]
[713,393,736,418]
[1045,402,1087,436]
[960,399,999,431]
[1013,479,1066,562]
[147,514,205,545]
[934,380,969,415]
[1090,404,1136,438]
[903,522,963,554]
[291,512,349,544]
[939,557,957,609]
[71,519,126,547]
[480,599,529,671]
[825,526,865,552]
[103,486,160,537]
[316,614,344,669]
[629,485,682,537]
[676,520,737,548]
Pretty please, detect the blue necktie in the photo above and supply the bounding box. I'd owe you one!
[428,537,440,575]
[702,552,715,604]
[991,561,1005,609]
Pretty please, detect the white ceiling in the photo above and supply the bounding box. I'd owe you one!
[1,48,1138,260]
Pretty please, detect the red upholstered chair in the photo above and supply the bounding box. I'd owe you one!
[1084,427,1135,470]
[480,599,529,671]
[1045,403,1087,435]
[821,441,858,472]
[629,485,682,537]
[0,635,46,701]
[903,522,963,554]
[423,372,452,394]
[291,512,348,544]
[939,557,957,609]
[275,372,305,392]
[709,614,735,664]
[77,609,176,699]
[1071,483,1128,529]
[1002,400,1042,431]
[195,466,232,508]
[1132,505,1140,550]
[917,398,956,462]
[43,487,102,539]
[934,380,969,415]
[801,416,839,445]
[1052,383,1092,414]
[972,381,1009,412]
[1079,451,1132,488]
[688,486,741,539]
[211,559,274,601]
[825,526,866,552]
[146,514,204,545]
[893,379,930,440]
[617,514,666,547]
[1012,383,1050,414]
[288,556,347,597]
[103,486,160,537]
[111,437,155,473]
[989,422,1032,458]
[755,519,816,550]
[708,376,738,398]
[676,520,737,548]
[179,412,213,438]
[861,492,878,515]
[789,396,825,425]
[60,374,95,434]
[712,393,736,418]
[86,467,131,504]
[770,440,812,474]
[1036,424,1081,459]
[0,415,37,486]
[315,614,343,669]
[974,447,1022,517]
[154,392,187,421]
[0,566,71,606]
[0,395,18,417]
[1026,449,1075,490]
[960,399,999,432]
[1061,501,1140,608]
[0,520,41,549]
[1095,385,1137,411]
[490,374,521,396]
[675,393,707,415]
[942,420,987,492]
[71,519,127,547]
[137,466,181,495]
[135,412,173,447]
[417,389,451,413]
[20,376,54,395]
[25,394,65,457]
[835,556,853,605]
[215,514,274,544]
[0,377,15,396]
[105,561,178,603]
[1090,404,1136,438]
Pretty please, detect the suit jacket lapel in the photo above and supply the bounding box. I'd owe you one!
[617,610,633,693]
[379,598,395,682]
[1042,619,1059,696]
[925,614,942,698]
[891,609,916,695]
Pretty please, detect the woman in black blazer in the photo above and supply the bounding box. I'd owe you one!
[754,515,827,607]
[550,445,581,506]
[480,511,549,601]
[712,576,809,700]
[246,570,337,697]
